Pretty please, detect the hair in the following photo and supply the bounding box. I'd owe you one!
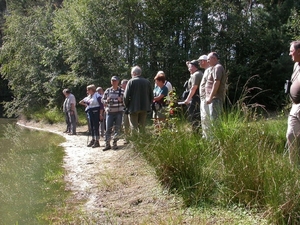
[87,84,96,92]
[211,52,219,59]
[63,88,71,94]
[121,79,128,85]
[291,41,300,50]
[154,73,166,83]
[131,66,142,76]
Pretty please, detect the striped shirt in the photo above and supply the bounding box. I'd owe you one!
[102,87,124,113]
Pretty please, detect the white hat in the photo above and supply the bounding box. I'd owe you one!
[198,55,208,61]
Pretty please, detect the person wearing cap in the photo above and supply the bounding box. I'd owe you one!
[184,59,203,132]
[123,66,153,132]
[62,88,77,135]
[198,54,211,138]
[102,76,125,150]
[96,86,105,138]
[205,52,227,133]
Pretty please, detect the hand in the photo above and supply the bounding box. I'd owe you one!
[206,97,213,104]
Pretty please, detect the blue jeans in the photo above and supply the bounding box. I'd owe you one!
[105,112,123,142]
[88,107,100,140]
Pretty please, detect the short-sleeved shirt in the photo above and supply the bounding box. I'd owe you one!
[290,63,300,104]
[187,70,203,98]
[205,63,226,101]
[153,85,168,105]
[199,67,211,100]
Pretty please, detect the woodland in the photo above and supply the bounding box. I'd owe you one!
[0,0,300,116]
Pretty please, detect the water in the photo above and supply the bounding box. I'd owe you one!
[0,119,66,224]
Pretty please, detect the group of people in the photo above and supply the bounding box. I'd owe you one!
[62,51,227,151]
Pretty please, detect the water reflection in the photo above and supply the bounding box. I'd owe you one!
[0,119,66,225]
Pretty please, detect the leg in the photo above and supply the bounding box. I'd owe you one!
[200,100,210,138]
[137,111,147,132]
[287,114,300,165]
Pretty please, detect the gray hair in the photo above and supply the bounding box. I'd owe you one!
[131,66,142,76]
[291,41,300,50]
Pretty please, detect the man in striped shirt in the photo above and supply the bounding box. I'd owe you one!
[102,76,125,150]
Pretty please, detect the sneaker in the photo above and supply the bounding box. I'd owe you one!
[87,140,95,147]
[92,140,100,148]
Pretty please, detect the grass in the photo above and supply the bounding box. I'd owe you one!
[131,107,300,224]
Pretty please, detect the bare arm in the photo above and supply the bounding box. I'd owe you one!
[184,85,198,104]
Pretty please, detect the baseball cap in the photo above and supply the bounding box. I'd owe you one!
[198,55,208,61]
[189,60,200,68]
[111,76,119,81]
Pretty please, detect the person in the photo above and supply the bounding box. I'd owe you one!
[198,54,211,138]
[205,52,227,137]
[62,88,77,135]
[102,76,124,151]
[286,40,300,165]
[79,91,91,134]
[121,79,130,144]
[152,72,169,130]
[154,71,172,104]
[123,66,153,132]
[183,60,203,132]
[96,87,105,138]
[86,84,104,148]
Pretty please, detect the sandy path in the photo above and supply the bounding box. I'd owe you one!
[17,121,186,224]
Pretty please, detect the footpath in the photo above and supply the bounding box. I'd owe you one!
[16,121,189,224]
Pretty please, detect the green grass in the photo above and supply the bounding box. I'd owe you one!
[132,108,300,224]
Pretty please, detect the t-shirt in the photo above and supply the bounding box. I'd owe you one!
[290,63,300,104]
[205,63,227,101]
[187,70,203,98]
[199,67,211,100]
[102,87,124,113]
[153,85,168,105]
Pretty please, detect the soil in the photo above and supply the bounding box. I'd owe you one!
[16,121,193,224]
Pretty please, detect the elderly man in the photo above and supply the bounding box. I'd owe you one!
[184,60,203,132]
[62,88,77,135]
[286,41,300,164]
[198,55,211,138]
[102,76,124,150]
[205,52,227,136]
[124,66,153,132]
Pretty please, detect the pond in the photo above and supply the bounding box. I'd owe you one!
[0,118,66,224]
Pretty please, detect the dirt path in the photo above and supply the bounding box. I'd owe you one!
[17,121,191,224]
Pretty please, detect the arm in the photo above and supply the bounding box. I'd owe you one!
[184,85,198,104]
[206,80,220,104]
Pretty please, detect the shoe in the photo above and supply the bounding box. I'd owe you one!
[103,142,111,151]
[87,139,95,147]
[92,140,100,148]
[63,130,70,133]
[112,141,118,150]
[68,133,76,135]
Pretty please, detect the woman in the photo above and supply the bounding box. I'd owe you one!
[85,84,104,148]
[152,72,168,128]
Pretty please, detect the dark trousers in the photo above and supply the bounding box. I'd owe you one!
[188,96,201,131]
[88,107,100,141]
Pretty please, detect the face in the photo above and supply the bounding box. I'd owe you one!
[188,64,197,74]
[111,79,119,86]
[155,79,164,87]
[289,45,300,62]
[207,54,218,67]
[199,60,207,68]
[121,82,127,89]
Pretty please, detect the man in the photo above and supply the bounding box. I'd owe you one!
[120,79,130,144]
[96,87,105,138]
[62,88,77,135]
[123,66,153,132]
[286,41,300,164]
[184,60,203,131]
[205,52,227,134]
[198,54,211,138]
[102,76,124,150]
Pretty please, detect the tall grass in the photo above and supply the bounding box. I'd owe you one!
[132,106,300,223]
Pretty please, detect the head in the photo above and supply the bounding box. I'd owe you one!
[62,88,71,97]
[207,52,219,67]
[111,76,120,87]
[86,84,96,95]
[121,79,128,89]
[188,60,200,74]
[290,41,300,62]
[131,66,142,77]
[198,54,209,69]
[154,72,166,87]
[96,87,104,95]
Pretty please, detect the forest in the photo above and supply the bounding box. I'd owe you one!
[0,0,300,117]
